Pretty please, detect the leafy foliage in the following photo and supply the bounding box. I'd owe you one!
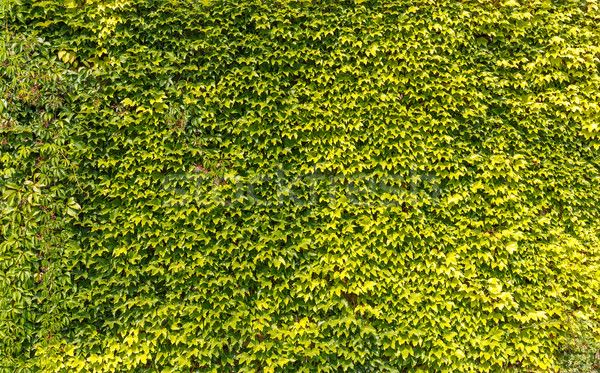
[558,317,600,373]
[0,6,91,368]
[2,0,600,372]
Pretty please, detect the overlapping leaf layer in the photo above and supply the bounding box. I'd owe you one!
[1,0,600,372]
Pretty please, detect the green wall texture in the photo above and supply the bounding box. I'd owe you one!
[1,0,600,371]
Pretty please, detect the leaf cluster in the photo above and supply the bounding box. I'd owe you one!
[2,0,600,372]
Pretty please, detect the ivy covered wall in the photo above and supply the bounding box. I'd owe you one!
[1,0,600,372]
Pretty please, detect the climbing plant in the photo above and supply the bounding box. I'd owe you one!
[0,10,86,371]
[2,0,600,372]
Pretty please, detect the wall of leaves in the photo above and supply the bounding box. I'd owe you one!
[1,0,600,372]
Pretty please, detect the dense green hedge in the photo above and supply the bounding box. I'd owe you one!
[2,0,600,371]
